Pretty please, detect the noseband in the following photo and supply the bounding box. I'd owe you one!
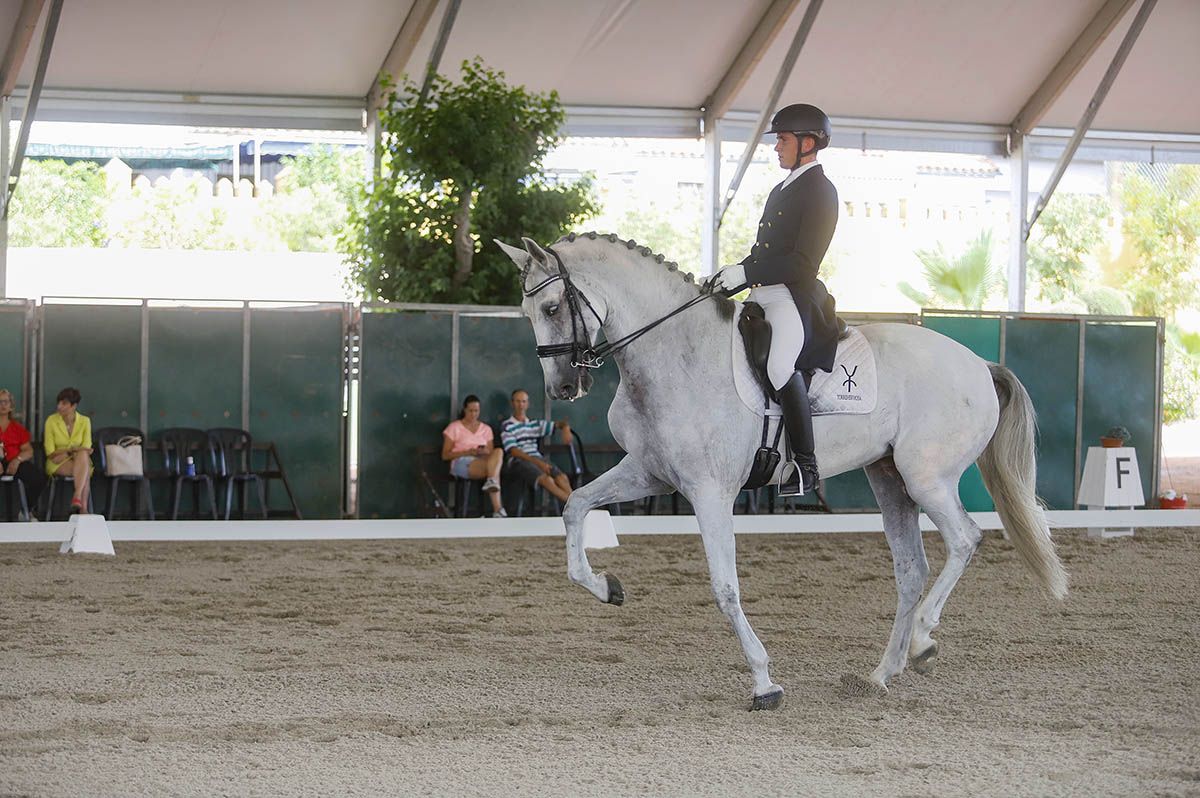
[522,245,720,370]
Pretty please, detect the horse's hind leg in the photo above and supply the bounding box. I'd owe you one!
[561,455,672,604]
[690,492,783,710]
[850,457,929,694]
[904,484,983,674]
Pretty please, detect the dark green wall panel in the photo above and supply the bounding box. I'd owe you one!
[0,304,29,413]
[457,316,546,430]
[41,304,142,433]
[1004,318,1080,509]
[148,309,243,432]
[923,315,1001,362]
[1082,322,1157,504]
[250,307,345,519]
[359,311,452,518]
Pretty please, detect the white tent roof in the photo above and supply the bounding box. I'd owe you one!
[4,0,1197,151]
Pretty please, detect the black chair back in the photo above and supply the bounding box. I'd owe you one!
[207,428,254,478]
[157,427,211,477]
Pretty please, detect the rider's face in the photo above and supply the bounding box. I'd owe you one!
[775,132,812,170]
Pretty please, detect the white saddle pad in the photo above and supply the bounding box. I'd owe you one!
[733,313,878,417]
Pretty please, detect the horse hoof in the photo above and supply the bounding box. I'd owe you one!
[910,642,939,675]
[604,573,625,606]
[750,686,784,711]
[839,673,888,698]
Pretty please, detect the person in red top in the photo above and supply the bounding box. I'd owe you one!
[0,388,45,519]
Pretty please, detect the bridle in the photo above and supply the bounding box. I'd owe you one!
[522,245,720,370]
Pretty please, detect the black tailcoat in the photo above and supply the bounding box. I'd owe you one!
[740,163,840,373]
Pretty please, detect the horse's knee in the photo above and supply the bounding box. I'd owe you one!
[711,582,740,615]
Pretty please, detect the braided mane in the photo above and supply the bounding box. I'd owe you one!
[552,231,698,287]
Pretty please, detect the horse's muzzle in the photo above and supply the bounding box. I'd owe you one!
[548,371,593,401]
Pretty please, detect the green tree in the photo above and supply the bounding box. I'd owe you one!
[342,59,596,303]
[8,159,109,247]
[1027,193,1112,305]
[1118,164,1200,322]
[267,145,365,252]
[110,173,229,250]
[899,230,1002,309]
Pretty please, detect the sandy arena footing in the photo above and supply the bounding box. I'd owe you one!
[1,527,1197,797]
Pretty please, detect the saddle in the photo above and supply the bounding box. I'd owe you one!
[737,301,848,403]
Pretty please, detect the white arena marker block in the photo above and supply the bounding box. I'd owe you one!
[582,510,619,549]
[59,514,115,556]
[1077,446,1145,539]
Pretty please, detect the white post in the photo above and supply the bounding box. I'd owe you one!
[1008,133,1028,312]
[0,96,9,299]
[253,138,261,196]
[700,116,721,276]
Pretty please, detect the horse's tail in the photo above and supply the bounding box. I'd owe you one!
[976,363,1068,600]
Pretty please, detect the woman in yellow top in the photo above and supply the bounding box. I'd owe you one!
[44,386,93,512]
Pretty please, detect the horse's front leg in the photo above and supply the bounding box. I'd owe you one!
[561,455,672,604]
[690,492,784,711]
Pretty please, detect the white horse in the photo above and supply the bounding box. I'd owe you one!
[497,232,1067,710]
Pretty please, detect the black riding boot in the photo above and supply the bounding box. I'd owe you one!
[778,370,819,497]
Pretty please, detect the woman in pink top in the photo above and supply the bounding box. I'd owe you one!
[441,394,505,517]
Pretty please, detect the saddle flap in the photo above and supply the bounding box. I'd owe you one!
[737,302,774,399]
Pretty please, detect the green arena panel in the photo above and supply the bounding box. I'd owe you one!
[40,303,143,433]
[922,314,1001,362]
[1081,321,1158,504]
[249,305,347,519]
[1003,317,1080,510]
[148,307,244,434]
[456,314,547,431]
[359,310,453,518]
[0,302,31,411]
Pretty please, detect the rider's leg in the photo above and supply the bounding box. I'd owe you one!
[758,293,816,497]
[777,371,819,496]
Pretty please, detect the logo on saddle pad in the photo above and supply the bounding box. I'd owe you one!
[838,364,860,400]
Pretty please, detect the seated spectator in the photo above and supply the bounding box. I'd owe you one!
[442,394,506,518]
[43,387,92,513]
[501,388,573,506]
[0,388,45,514]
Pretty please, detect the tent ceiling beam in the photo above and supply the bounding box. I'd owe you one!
[367,0,439,113]
[0,0,44,98]
[1009,0,1136,138]
[417,0,461,104]
[1026,0,1157,239]
[4,0,59,221]
[702,0,803,124]
[719,0,823,223]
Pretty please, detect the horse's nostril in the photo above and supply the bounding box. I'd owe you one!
[560,384,574,398]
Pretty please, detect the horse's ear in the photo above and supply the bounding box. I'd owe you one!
[494,239,531,272]
[520,237,554,270]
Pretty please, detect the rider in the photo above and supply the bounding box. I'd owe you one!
[712,103,841,497]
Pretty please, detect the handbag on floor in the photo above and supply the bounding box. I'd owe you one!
[104,436,144,477]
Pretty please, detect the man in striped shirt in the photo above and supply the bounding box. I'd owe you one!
[501,389,573,504]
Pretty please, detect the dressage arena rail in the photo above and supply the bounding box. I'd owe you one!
[1,510,1197,544]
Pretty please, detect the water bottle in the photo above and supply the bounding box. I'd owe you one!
[185,456,196,477]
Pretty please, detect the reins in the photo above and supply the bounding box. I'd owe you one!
[522,245,720,370]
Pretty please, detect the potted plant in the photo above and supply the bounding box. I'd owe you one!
[1100,426,1131,448]
[1159,489,1188,509]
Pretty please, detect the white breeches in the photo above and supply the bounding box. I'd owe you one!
[750,285,805,391]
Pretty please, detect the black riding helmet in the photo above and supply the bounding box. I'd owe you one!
[768,103,831,152]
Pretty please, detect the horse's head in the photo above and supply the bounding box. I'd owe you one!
[496,237,603,402]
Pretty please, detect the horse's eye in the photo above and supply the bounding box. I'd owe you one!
[544,303,559,317]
